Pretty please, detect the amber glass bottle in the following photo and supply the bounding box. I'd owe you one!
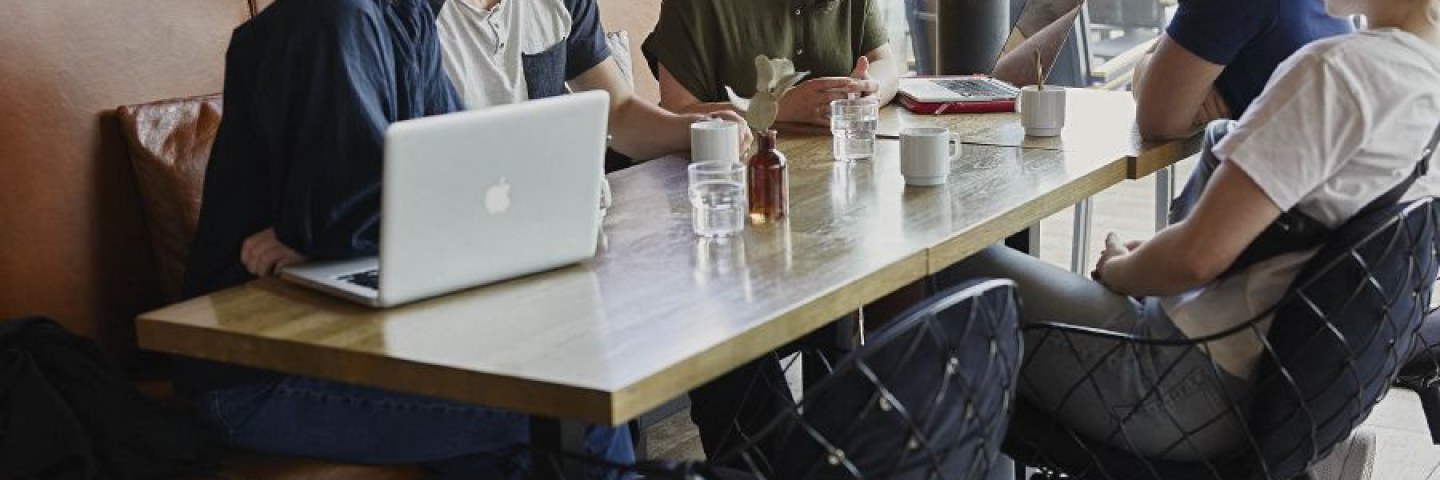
[747,129,788,223]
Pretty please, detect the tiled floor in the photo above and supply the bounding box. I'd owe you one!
[641,157,1440,478]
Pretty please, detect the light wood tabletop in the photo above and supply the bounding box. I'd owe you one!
[136,93,1199,426]
[871,88,1202,179]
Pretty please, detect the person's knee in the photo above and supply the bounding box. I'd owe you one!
[934,244,1013,287]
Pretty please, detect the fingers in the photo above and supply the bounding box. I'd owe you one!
[850,80,880,95]
[851,56,870,79]
[801,77,860,91]
[240,228,305,277]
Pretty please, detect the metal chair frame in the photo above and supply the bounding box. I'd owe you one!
[1007,198,1440,480]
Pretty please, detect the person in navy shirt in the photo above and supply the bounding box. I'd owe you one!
[1132,0,1353,139]
[181,0,638,477]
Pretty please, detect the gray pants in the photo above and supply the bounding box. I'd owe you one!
[937,246,1251,461]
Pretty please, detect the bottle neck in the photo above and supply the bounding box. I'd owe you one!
[757,130,778,152]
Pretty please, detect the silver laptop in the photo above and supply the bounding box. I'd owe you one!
[898,0,1084,103]
[281,90,610,308]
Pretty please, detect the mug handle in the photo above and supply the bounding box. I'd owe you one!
[949,132,962,160]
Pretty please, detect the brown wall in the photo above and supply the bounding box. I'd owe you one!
[598,0,663,103]
[0,0,253,360]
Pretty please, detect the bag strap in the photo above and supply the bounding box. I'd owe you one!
[1355,120,1440,215]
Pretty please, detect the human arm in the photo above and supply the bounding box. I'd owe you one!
[1133,35,1229,140]
[262,3,408,261]
[1100,49,1366,296]
[1096,164,1281,296]
[570,60,751,161]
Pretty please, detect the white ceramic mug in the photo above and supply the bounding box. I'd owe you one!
[900,127,961,186]
[690,119,741,163]
[1018,85,1066,137]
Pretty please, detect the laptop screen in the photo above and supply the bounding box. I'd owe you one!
[989,0,1085,87]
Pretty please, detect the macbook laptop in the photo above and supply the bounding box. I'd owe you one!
[280,90,610,308]
[898,0,1084,113]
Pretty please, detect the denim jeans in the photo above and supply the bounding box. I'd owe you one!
[936,246,1251,461]
[185,367,633,479]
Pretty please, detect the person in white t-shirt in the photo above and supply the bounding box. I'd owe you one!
[935,0,1440,461]
[432,0,749,162]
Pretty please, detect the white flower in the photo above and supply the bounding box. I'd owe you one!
[736,55,806,132]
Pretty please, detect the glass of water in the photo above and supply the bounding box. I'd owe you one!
[830,97,879,162]
[688,161,747,237]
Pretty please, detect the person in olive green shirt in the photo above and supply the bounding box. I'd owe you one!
[643,0,900,127]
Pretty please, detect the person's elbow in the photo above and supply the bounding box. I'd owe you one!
[1137,112,1196,141]
[1176,255,1227,289]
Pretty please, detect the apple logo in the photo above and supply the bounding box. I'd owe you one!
[485,177,511,214]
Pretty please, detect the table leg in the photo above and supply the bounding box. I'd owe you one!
[1005,226,1042,257]
[530,416,588,480]
[1155,164,1175,231]
[1069,198,1093,274]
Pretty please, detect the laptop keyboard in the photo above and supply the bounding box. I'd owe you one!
[935,79,1015,98]
[339,269,379,290]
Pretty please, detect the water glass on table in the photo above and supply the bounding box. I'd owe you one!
[830,97,879,162]
[688,161,747,237]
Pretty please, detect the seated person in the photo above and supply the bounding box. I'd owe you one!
[643,0,900,127]
[937,0,1440,460]
[1132,0,1353,139]
[181,0,633,477]
[431,0,748,161]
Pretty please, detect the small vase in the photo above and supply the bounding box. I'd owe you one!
[747,129,788,223]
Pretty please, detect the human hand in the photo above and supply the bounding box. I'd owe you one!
[706,110,755,155]
[776,77,868,126]
[847,57,881,97]
[241,228,306,277]
[1091,233,1141,285]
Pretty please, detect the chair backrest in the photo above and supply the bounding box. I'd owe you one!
[711,279,1022,480]
[1003,198,1440,480]
[1249,198,1440,478]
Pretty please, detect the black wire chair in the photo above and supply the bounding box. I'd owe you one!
[1005,198,1440,480]
[1396,280,1440,444]
[532,278,1023,480]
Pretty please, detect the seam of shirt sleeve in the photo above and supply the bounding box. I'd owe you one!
[1217,51,1369,212]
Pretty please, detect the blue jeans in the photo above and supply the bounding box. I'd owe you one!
[189,371,633,479]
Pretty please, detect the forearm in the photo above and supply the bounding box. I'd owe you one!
[609,98,702,161]
[1102,227,1214,297]
[1134,37,1225,140]
[669,101,744,117]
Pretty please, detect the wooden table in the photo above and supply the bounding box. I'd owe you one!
[873,88,1202,180]
[136,89,1199,451]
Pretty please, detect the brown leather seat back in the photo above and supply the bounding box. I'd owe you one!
[0,0,253,363]
[598,0,662,103]
[117,95,224,303]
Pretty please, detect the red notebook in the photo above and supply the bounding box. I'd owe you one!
[896,76,1020,114]
[897,94,1017,114]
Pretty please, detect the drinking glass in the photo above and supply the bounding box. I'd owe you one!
[688,161,747,237]
[830,97,879,162]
